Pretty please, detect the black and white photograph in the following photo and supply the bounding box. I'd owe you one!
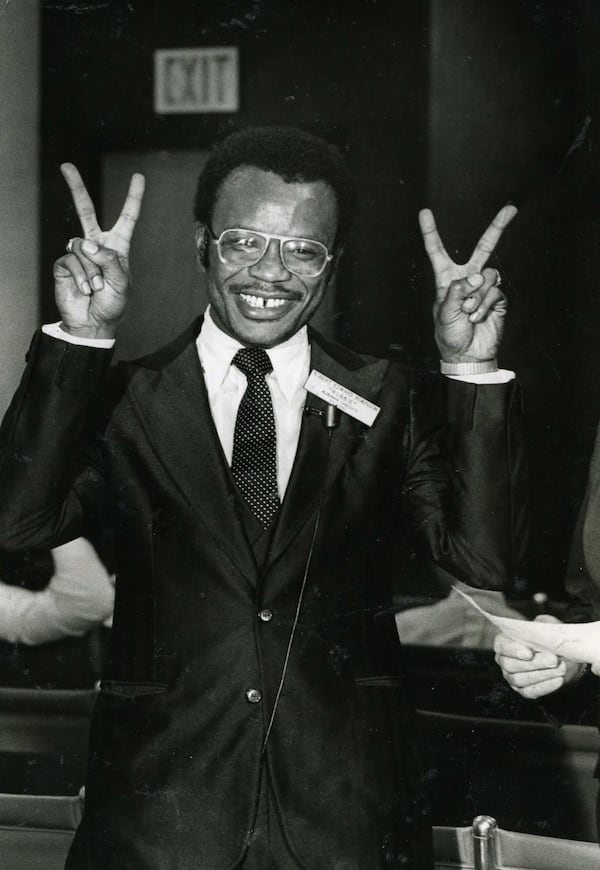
[0,2,600,868]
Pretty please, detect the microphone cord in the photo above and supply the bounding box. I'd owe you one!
[261,408,337,755]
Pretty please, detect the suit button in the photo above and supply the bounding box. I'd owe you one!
[258,608,273,622]
[245,688,262,704]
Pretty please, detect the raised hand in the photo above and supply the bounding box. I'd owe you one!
[53,163,145,339]
[419,205,517,363]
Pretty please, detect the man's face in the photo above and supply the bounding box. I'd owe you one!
[199,166,339,348]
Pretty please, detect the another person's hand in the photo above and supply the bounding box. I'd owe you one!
[493,615,584,699]
[419,206,517,364]
[53,163,145,340]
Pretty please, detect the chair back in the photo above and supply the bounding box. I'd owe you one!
[0,792,82,870]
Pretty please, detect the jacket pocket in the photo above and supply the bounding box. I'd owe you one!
[99,680,168,698]
[354,675,405,688]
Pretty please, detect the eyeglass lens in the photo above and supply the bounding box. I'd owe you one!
[218,229,328,277]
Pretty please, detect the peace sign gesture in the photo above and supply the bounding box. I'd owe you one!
[419,205,517,363]
[53,163,145,339]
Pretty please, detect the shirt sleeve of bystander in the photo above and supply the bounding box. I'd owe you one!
[0,537,115,645]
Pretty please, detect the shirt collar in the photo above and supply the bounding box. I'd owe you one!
[198,307,310,402]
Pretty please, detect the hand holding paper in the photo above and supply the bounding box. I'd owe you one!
[453,586,597,700]
[454,585,600,666]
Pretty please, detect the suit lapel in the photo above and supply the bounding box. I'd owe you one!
[123,323,388,581]
[125,333,257,586]
[266,334,389,569]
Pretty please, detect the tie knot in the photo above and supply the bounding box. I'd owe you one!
[233,347,273,379]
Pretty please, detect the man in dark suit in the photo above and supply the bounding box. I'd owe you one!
[0,126,522,869]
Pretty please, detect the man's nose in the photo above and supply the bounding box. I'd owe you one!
[248,239,290,282]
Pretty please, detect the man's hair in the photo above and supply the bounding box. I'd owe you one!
[194,126,355,250]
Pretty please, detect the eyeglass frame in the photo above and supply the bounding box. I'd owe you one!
[207,226,334,278]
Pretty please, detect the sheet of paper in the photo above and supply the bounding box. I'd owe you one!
[452,585,600,665]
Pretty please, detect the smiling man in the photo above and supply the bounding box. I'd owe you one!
[0,126,524,870]
[200,164,339,347]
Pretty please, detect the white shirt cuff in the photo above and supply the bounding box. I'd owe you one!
[42,322,116,349]
[445,369,515,384]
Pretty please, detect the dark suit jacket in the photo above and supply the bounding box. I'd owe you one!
[0,320,525,869]
[564,425,600,623]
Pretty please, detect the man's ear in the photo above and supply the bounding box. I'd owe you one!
[195,224,210,269]
[326,246,344,285]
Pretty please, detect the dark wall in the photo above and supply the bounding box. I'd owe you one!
[41,0,430,354]
[41,0,600,599]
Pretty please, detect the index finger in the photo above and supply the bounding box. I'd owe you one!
[60,163,102,241]
[418,208,451,276]
[111,173,146,247]
[469,204,518,271]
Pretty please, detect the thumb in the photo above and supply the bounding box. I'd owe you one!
[81,240,129,285]
[439,273,484,315]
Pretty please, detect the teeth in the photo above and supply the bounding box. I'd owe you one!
[240,293,287,309]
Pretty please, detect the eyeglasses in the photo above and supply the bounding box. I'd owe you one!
[209,227,333,278]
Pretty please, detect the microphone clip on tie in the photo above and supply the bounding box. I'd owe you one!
[303,403,340,430]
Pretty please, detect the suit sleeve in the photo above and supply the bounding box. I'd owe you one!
[562,424,600,622]
[0,331,114,553]
[402,370,527,592]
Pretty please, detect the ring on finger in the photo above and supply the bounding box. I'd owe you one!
[66,238,77,254]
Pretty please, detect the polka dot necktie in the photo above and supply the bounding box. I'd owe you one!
[231,347,280,528]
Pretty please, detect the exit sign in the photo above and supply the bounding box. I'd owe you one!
[154,47,239,114]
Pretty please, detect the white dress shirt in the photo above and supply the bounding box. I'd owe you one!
[197,309,310,499]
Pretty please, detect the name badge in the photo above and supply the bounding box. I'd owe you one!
[305,370,380,427]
